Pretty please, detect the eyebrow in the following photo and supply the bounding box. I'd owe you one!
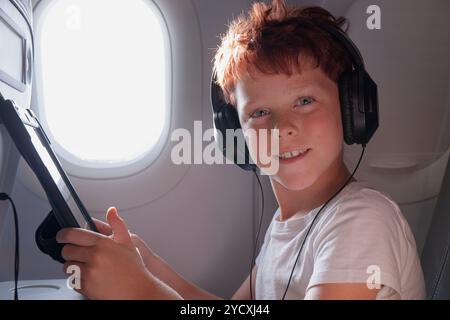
[293,83,326,93]
[243,83,325,111]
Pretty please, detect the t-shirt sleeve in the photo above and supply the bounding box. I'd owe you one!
[307,194,403,296]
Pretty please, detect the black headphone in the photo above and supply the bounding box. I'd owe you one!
[210,20,379,171]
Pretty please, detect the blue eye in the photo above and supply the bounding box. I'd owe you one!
[250,109,270,118]
[296,97,314,106]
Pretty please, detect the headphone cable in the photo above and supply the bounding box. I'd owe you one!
[250,168,265,300]
[281,144,366,299]
[0,192,20,300]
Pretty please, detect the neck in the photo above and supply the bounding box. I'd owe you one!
[270,154,355,222]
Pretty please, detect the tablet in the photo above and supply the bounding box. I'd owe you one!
[0,97,97,231]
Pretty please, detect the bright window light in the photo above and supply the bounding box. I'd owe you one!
[39,0,167,165]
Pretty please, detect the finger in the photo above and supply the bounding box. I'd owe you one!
[106,207,134,247]
[56,227,106,246]
[61,244,92,263]
[91,218,112,236]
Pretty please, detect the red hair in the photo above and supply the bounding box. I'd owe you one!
[212,0,352,104]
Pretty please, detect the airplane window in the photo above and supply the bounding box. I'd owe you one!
[36,0,168,166]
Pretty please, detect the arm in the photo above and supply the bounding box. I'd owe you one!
[231,267,378,300]
[143,248,223,300]
[142,243,261,300]
[305,283,380,300]
[231,266,257,300]
[93,216,222,300]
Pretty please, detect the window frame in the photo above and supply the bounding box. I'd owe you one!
[26,0,202,212]
[32,0,172,179]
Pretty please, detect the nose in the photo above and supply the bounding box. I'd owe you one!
[274,115,298,139]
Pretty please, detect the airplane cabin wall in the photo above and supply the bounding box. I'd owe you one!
[0,0,278,299]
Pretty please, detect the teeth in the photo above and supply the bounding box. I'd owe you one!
[279,149,308,159]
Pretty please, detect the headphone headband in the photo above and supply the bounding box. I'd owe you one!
[211,20,366,110]
[315,21,365,69]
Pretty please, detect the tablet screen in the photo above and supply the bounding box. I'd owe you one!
[24,123,90,228]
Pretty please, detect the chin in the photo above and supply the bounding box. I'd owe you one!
[273,172,318,191]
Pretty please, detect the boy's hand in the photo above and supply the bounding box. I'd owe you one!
[91,216,157,268]
[57,207,160,299]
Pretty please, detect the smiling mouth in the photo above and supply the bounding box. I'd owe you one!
[276,148,311,163]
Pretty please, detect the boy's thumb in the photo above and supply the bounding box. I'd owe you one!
[106,207,134,248]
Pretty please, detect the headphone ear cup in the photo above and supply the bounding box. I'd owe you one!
[222,105,241,130]
[218,106,256,171]
[359,69,379,144]
[211,75,256,171]
[339,72,355,145]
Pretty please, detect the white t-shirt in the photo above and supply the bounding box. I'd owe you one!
[255,181,426,300]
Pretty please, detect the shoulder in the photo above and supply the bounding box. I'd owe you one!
[319,183,407,232]
[309,183,423,298]
[312,183,415,253]
[352,186,402,218]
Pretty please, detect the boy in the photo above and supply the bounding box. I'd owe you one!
[56,0,426,299]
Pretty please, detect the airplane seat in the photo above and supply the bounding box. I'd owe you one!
[421,155,450,299]
[326,0,450,299]
[0,0,34,232]
[332,0,450,248]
